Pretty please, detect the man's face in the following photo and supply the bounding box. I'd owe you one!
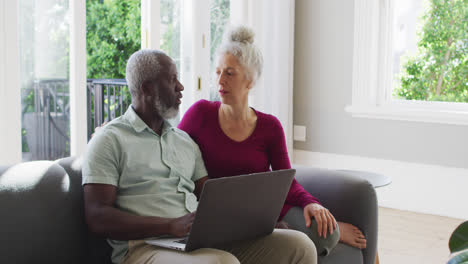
[151,57,184,119]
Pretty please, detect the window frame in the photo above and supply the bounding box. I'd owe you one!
[142,0,212,117]
[345,0,468,126]
[0,0,22,165]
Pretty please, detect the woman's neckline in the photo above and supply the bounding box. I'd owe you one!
[215,101,259,143]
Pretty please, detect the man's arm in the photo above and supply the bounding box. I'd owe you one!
[194,176,209,200]
[84,183,195,240]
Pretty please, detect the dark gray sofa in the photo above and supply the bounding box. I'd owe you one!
[0,157,377,264]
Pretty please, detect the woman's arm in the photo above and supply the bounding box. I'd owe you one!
[268,116,337,235]
[268,116,319,207]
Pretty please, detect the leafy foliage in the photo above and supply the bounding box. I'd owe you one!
[86,0,141,79]
[394,0,467,102]
[448,221,468,264]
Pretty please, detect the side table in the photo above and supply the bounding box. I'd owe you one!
[337,170,392,188]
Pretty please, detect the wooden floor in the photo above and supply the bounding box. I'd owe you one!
[378,207,465,264]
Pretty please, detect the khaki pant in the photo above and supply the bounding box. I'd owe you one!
[121,229,317,264]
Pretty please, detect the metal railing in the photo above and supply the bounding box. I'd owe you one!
[87,79,130,139]
[22,79,130,161]
[22,79,70,161]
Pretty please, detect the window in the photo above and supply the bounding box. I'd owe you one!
[392,0,467,103]
[1,0,230,164]
[346,0,468,125]
[150,0,230,115]
[86,0,140,137]
[160,0,181,74]
[209,0,230,101]
[19,0,71,161]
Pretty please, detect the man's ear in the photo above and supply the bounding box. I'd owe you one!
[141,80,154,96]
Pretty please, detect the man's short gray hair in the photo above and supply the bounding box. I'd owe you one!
[126,49,168,99]
[216,25,263,85]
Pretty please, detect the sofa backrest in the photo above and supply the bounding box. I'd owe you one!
[0,157,111,264]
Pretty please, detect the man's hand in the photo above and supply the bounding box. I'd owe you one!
[303,203,337,238]
[194,176,209,200]
[168,212,196,237]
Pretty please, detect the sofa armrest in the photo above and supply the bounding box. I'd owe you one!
[293,164,378,264]
[57,156,113,264]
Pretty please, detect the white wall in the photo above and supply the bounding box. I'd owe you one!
[0,0,22,165]
[293,0,468,219]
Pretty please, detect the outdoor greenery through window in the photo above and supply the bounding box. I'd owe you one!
[392,0,467,103]
[87,0,141,80]
[86,0,140,136]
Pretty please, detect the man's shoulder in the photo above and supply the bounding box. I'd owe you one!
[100,117,134,135]
[88,117,134,149]
[171,127,196,142]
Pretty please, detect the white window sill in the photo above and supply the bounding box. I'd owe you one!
[345,100,468,126]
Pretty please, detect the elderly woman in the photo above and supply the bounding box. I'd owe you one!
[178,25,366,256]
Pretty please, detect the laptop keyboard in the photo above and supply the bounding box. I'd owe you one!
[176,237,188,244]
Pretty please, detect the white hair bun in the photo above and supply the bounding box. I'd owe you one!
[225,25,255,44]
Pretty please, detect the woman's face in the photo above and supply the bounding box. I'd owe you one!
[215,53,252,105]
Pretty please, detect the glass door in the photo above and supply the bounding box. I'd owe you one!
[18,0,70,161]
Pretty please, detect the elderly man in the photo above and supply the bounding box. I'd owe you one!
[82,49,317,264]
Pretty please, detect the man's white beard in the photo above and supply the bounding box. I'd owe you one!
[153,96,179,119]
[161,106,178,119]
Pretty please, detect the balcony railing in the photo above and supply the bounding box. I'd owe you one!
[87,79,130,139]
[22,79,70,161]
[22,79,129,161]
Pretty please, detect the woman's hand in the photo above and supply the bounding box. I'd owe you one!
[91,122,108,138]
[303,203,337,238]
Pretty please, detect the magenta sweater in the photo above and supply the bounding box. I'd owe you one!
[178,100,320,220]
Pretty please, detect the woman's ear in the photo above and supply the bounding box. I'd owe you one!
[246,80,253,90]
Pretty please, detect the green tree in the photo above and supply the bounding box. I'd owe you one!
[395,0,467,102]
[86,0,141,79]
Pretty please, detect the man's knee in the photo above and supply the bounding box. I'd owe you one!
[269,229,317,263]
[277,229,317,251]
[193,248,240,264]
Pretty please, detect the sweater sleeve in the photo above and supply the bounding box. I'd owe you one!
[268,116,320,207]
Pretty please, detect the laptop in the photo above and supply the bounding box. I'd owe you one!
[145,169,296,252]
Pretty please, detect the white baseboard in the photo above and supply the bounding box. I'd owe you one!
[293,150,468,220]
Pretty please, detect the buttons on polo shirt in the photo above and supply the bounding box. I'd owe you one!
[185,193,198,212]
[177,179,185,192]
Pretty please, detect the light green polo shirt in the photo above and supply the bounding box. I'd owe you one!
[82,106,207,264]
